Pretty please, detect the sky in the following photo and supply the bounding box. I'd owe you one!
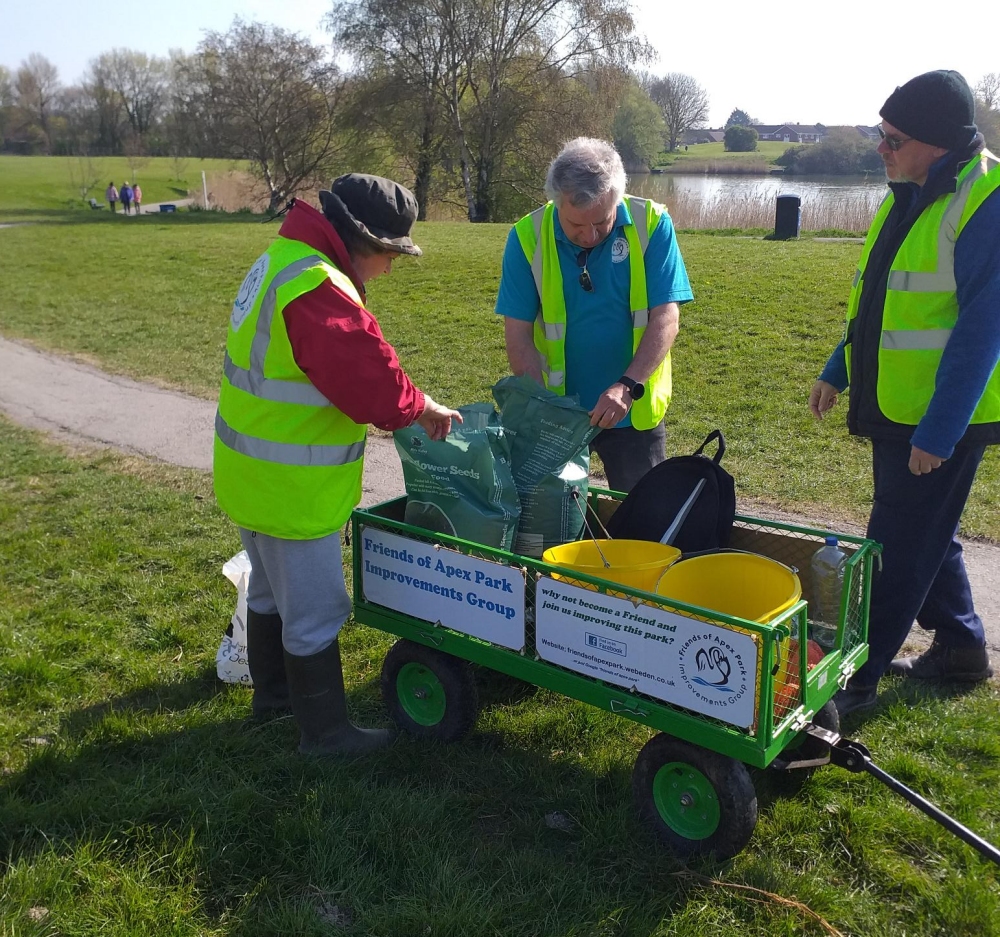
[1,1,996,129]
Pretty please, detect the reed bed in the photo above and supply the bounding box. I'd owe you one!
[665,186,885,233]
[660,158,774,175]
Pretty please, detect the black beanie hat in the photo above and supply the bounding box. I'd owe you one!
[879,69,977,151]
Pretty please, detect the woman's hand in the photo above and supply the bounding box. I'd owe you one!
[415,395,463,441]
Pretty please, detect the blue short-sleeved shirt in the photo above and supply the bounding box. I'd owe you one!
[494,199,693,426]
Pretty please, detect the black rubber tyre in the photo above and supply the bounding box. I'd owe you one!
[633,733,758,860]
[380,639,479,742]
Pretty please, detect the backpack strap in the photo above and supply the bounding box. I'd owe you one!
[693,429,726,465]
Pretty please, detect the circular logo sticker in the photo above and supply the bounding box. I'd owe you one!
[230,254,270,331]
[610,237,629,263]
[677,632,751,709]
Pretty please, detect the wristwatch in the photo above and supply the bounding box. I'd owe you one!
[617,376,645,400]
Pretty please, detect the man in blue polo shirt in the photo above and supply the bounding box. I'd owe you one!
[495,137,693,492]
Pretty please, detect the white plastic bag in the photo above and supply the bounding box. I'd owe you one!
[216,550,253,685]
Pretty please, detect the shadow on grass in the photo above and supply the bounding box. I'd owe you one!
[0,669,729,933]
[60,668,227,737]
[473,665,540,708]
[754,675,988,807]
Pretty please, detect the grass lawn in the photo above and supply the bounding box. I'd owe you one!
[0,212,997,540]
[1,419,998,935]
[0,155,242,222]
[655,142,791,170]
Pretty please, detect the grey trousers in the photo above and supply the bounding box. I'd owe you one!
[238,527,352,656]
[591,421,667,493]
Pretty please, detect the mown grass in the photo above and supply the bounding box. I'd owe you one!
[1,418,998,934]
[0,155,242,221]
[0,213,996,540]
[655,141,791,170]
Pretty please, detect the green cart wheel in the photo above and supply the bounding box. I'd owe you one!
[380,639,479,742]
[633,733,758,860]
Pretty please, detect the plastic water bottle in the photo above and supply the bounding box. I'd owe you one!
[809,536,848,650]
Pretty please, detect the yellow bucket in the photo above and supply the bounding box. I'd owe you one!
[542,539,682,593]
[655,552,801,623]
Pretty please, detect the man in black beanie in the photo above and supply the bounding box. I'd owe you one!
[809,70,1000,717]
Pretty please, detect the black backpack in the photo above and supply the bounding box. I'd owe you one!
[605,430,736,553]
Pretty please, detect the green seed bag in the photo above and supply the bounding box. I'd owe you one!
[394,403,520,550]
[492,376,599,557]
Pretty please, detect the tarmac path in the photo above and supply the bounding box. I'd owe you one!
[1,335,996,658]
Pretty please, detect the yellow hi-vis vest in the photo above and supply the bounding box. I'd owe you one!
[845,148,1000,427]
[513,196,672,430]
[213,237,368,539]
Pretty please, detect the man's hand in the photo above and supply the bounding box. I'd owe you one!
[809,380,840,420]
[415,395,463,441]
[589,382,631,428]
[909,445,945,476]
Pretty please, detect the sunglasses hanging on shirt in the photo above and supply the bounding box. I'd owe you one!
[577,249,593,292]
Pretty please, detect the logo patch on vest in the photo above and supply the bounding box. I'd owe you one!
[611,237,629,263]
[231,254,270,331]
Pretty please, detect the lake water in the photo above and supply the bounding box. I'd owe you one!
[629,172,884,203]
[626,172,888,229]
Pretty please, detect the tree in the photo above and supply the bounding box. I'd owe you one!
[0,65,13,147]
[976,72,1000,111]
[185,20,347,212]
[327,1,456,219]
[15,53,60,151]
[55,85,95,155]
[725,108,755,128]
[724,124,757,152]
[776,127,882,174]
[649,72,709,151]
[101,49,169,138]
[330,0,651,222]
[0,66,12,106]
[612,81,664,170]
[81,57,128,154]
[974,73,1000,151]
[66,152,102,200]
[164,49,212,158]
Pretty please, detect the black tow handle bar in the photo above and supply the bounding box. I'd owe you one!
[805,724,1000,867]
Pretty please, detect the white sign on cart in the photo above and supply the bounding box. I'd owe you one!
[536,577,760,729]
[360,526,526,650]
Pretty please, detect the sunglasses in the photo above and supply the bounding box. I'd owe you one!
[577,249,593,292]
[877,125,912,152]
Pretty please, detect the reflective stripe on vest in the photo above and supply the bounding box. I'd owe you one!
[214,410,365,466]
[213,237,368,538]
[844,149,1000,426]
[513,196,672,429]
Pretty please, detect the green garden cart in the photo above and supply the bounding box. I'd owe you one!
[351,488,884,860]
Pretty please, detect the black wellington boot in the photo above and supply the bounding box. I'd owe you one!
[245,609,291,719]
[284,639,391,755]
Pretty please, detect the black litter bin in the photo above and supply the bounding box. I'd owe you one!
[772,194,800,240]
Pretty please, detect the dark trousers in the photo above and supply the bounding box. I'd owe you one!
[590,421,666,493]
[855,438,986,685]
